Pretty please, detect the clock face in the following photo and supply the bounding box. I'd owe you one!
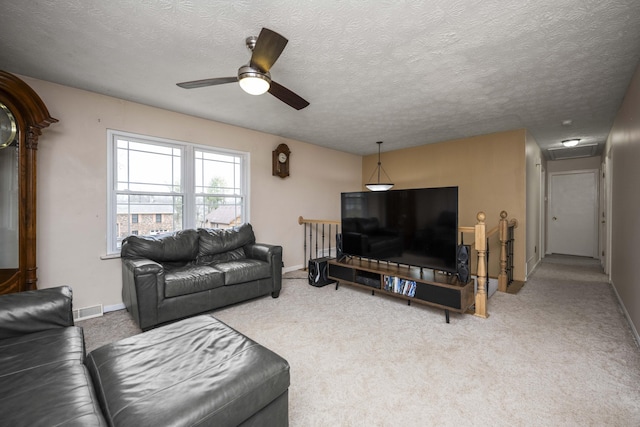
[278,152,287,163]
[0,103,17,149]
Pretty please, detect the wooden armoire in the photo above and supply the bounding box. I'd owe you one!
[0,71,57,294]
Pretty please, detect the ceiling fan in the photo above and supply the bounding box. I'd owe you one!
[177,28,309,110]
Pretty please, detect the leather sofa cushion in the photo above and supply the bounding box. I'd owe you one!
[86,315,290,427]
[0,286,74,340]
[165,265,225,298]
[215,259,272,285]
[197,223,255,263]
[0,326,85,375]
[199,246,246,265]
[121,229,199,262]
[0,327,106,426]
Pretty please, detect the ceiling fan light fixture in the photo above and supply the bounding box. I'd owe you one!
[366,141,394,192]
[238,66,271,95]
[239,76,270,95]
[177,29,308,109]
[562,138,580,147]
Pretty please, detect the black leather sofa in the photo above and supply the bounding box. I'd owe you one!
[121,223,282,330]
[0,286,291,426]
[0,286,105,426]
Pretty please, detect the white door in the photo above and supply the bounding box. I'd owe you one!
[548,170,598,257]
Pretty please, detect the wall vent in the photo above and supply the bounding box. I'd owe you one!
[73,304,103,321]
[547,143,599,160]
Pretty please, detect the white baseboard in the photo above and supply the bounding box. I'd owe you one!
[526,256,542,280]
[284,264,305,273]
[104,302,125,313]
[610,279,640,349]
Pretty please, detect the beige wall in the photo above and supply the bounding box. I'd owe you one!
[606,60,640,339]
[362,130,528,281]
[24,76,362,310]
[21,74,545,308]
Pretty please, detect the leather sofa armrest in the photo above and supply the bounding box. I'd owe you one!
[245,243,283,296]
[0,286,74,340]
[123,257,164,275]
[245,243,282,263]
[121,258,164,331]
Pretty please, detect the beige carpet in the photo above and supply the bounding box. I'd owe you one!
[79,255,640,426]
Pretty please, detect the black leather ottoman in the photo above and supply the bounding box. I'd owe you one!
[86,315,290,426]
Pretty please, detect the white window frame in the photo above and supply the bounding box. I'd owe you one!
[106,129,250,256]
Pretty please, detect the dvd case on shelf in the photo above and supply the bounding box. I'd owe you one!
[383,276,416,297]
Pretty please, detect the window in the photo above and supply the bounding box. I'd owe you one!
[107,130,249,255]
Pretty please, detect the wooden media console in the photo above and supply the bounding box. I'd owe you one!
[328,258,474,323]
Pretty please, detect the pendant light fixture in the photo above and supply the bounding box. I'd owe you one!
[365,141,394,191]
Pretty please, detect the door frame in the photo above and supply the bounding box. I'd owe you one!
[602,152,613,277]
[540,165,546,261]
[547,169,599,258]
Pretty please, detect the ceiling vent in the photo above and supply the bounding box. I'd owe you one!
[547,143,599,160]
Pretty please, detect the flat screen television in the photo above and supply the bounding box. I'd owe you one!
[340,187,458,272]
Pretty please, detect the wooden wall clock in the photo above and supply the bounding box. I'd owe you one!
[272,143,290,178]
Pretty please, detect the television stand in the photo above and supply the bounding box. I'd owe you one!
[328,258,474,323]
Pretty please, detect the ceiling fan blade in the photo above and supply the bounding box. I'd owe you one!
[250,28,288,73]
[176,77,237,89]
[268,81,310,110]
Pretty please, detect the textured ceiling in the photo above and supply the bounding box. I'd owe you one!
[1,0,639,157]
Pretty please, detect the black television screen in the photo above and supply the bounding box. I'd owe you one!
[341,187,458,272]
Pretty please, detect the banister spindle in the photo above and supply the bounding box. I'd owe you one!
[474,212,488,318]
[498,210,509,292]
[303,223,308,270]
[309,222,313,263]
[322,224,326,258]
